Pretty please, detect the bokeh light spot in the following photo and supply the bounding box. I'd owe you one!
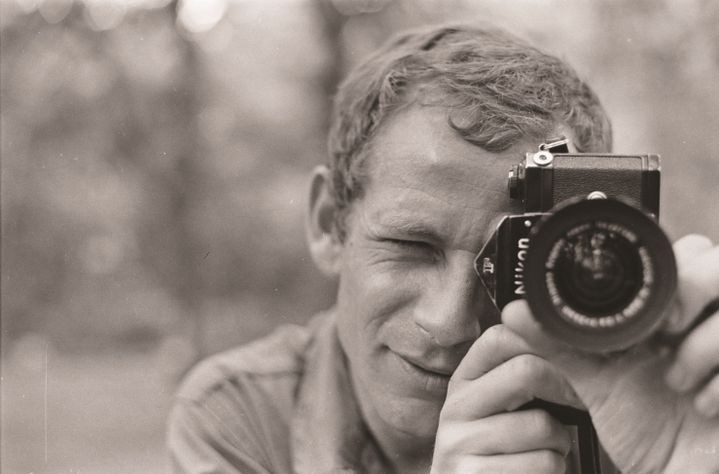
[178,0,227,34]
[38,0,73,24]
[83,0,127,31]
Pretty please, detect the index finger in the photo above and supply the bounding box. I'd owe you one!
[452,324,534,385]
[501,299,606,391]
[662,236,719,335]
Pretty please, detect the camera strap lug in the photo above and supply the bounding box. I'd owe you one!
[539,136,570,153]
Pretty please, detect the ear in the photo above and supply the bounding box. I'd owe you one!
[305,165,343,276]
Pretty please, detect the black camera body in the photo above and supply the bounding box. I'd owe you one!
[473,138,677,473]
[475,138,677,353]
[507,140,661,216]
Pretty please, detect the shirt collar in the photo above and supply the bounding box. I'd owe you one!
[290,312,386,474]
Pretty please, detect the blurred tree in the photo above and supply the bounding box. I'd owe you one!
[2,0,717,360]
[133,0,210,360]
[4,2,716,472]
[314,0,347,134]
[1,2,214,356]
[591,0,719,240]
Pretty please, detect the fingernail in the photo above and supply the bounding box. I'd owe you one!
[665,365,692,392]
[695,393,719,418]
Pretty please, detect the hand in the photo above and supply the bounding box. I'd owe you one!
[664,235,719,417]
[431,324,583,473]
[502,234,719,473]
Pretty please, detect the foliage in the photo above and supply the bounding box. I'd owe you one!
[2,0,718,472]
[2,0,719,358]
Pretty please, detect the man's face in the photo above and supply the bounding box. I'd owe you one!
[333,104,534,440]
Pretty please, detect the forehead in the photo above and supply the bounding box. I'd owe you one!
[368,106,510,194]
[358,105,535,242]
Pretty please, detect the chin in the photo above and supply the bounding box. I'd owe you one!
[382,394,443,439]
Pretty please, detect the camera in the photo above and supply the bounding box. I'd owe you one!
[475,137,678,353]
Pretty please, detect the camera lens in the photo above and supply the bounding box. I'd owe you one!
[524,197,676,353]
[553,227,643,317]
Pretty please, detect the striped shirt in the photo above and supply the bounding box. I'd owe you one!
[167,312,386,473]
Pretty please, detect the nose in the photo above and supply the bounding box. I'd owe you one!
[414,252,483,348]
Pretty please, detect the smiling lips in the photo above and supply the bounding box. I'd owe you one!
[393,351,457,393]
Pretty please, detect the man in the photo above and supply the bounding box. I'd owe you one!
[168,24,719,473]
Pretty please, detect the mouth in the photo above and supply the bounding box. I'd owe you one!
[393,351,453,394]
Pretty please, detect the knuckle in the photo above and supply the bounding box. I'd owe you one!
[434,422,487,458]
[672,269,718,335]
[676,338,705,367]
[674,234,714,261]
[680,267,717,301]
[434,424,458,451]
[700,374,719,399]
[429,452,459,473]
[678,233,713,248]
[481,323,506,343]
[438,395,462,422]
[536,450,566,474]
[504,355,547,408]
[509,354,544,382]
[677,313,719,364]
[482,323,525,351]
[451,455,477,473]
[446,374,460,393]
[527,410,556,439]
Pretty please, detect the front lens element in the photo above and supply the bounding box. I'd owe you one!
[552,225,644,318]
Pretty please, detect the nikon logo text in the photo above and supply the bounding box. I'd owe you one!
[514,238,529,295]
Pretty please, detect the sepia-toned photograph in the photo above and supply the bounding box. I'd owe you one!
[2,0,719,472]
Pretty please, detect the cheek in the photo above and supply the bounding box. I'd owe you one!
[335,247,424,351]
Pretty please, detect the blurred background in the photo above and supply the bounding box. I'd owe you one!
[1,0,718,472]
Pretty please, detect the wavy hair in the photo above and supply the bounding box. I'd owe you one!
[327,23,612,240]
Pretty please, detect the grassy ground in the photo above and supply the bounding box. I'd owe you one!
[2,340,183,473]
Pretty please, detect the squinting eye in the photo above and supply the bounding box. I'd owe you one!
[384,239,439,261]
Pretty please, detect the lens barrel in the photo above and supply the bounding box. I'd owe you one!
[524,198,677,353]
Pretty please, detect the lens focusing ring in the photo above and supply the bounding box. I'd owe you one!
[524,197,677,353]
